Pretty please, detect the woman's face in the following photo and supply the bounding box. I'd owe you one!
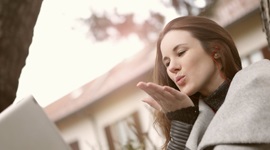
[160,30,224,96]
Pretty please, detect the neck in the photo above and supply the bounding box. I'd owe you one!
[200,74,225,97]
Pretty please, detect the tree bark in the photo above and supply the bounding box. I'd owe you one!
[260,0,270,48]
[0,0,42,112]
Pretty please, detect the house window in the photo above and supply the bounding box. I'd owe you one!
[69,140,80,150]
[105,112,144,150]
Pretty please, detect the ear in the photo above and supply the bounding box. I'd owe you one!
[211,45,221,59]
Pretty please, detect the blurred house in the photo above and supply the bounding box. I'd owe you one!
[45,0,269,149]
[206,0,270,67]
[45,49,157,150]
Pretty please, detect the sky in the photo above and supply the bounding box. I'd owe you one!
[14,0,182,107]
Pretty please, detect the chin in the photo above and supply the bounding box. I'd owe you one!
[180,86,196,96]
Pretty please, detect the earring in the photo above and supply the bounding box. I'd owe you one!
[214,53,220,59]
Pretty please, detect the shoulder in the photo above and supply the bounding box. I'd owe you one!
[234,59,270,80]
[226,59,270,111]
[229,59,270,92]
[198,59,270,149]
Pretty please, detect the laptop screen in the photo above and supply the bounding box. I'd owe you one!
[0,95,71,150]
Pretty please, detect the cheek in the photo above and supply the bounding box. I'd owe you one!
[190,61,216,86]
[185,57,215,86]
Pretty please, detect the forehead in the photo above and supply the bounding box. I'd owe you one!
[160,30,194,51]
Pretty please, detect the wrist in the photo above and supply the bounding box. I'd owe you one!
[166,106,199,124]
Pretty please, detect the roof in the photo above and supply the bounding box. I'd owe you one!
[205,0,260,27]
[44,48,155,122]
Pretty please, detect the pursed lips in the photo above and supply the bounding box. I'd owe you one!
[175,75,186,86]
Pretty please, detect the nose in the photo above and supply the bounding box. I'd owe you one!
[168,60,181,74]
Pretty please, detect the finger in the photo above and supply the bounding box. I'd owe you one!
[137,82,162,100]
[136,82,147,89]
[147,83,175,100]
[137,82,177,112]
[137,82,156,94]
[137,81,146,87]
[142,97,162,111]
[163,86,185,98]
[146,83,180,112]
[144,83,177,110]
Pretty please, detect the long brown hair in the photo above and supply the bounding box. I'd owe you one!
[153,16,242,149]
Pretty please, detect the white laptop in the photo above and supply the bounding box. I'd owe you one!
[0,95,72,150]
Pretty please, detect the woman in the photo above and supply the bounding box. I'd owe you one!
[137,16,270,150]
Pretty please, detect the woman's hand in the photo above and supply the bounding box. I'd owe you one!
[137,82,194,113]
[140,96,162,111]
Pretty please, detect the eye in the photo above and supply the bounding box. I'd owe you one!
[177,50,186,57]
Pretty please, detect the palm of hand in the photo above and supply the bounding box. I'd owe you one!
[137,82,194,113]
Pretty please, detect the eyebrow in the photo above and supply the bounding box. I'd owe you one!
[162,43,187,62]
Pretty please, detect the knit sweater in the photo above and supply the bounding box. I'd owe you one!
[166,80,230,150]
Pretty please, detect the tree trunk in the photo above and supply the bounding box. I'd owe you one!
[0,0,42,112]
[260,0,270,47]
